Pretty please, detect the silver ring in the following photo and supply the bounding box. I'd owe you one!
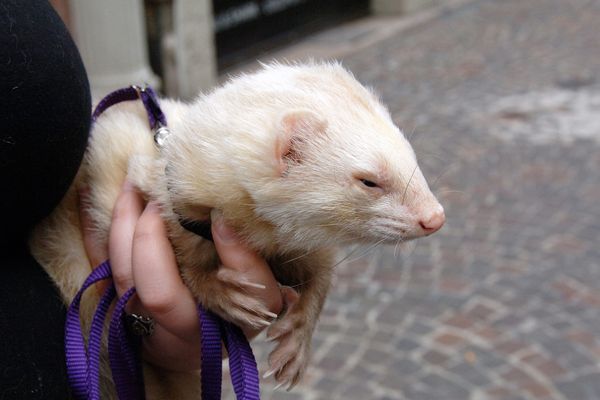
[126,313,155,337]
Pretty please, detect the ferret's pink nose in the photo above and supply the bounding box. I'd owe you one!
[419,208,445,234]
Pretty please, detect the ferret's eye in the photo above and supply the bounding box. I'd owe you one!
[360,179,379,188]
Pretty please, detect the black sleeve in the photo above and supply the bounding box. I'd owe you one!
[0,0,91,398]
[0,0,91,245]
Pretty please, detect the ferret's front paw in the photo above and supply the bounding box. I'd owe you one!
[264,286,311,391]
[210,268,278,329]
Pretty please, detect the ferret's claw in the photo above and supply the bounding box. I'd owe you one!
[240,281,267,290]
[256,319,272,328]
[226,304,273,329]
[273,356,306,391]
[264,310,279,320]
[208,269,278,328]
[216,268,266,291]
[266,317,293,341]
[263,368,278,379]
[266,309,310,392]
[273,382,285,391]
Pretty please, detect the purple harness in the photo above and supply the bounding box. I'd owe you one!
[65,86,260,400]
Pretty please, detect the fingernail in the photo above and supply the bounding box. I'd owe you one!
[212,211,239,243]
[78,185,90,202]
[122,179,135,191]
[146,201,160,212]
[78,185,90,195]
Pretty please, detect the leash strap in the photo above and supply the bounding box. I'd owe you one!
[199,307,223,399]
[108,287,145,400]
[66,261,260,399]
[88,285,117,399]
[221,321,261,400]
[65,86,261,399]
[198,306,261,400]
[91,86,167,130]
[65,260,114,400]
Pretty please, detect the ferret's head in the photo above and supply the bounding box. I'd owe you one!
[245,63,445,250]
[165,63,444,252]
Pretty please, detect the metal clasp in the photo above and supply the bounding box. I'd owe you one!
[131,84,171,147]
[154,123,171,147]
[131,84,146,98]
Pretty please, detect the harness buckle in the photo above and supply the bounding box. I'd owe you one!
[154,123,171,147]
[131,84,146,97]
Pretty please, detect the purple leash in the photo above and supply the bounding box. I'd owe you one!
[91,85,166,129]
[65,261,114,400]
[65,86,261,399]
[108,286,145,400]
[65,263,261,400]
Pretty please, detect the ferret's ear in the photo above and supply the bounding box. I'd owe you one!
[275,110,327,176]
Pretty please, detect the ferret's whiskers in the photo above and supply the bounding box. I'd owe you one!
[407,125,418,142]
[439,189,465,196]
[417,149,446,163]
[402,164,419,205]
[405,240,418,257]
[393,237,405,258]
[429,162,457,188]
[335,238,388,267]
[330,245,363,269]
[281,248,319,265]
[326,245,365,271]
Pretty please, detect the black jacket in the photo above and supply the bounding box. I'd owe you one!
[0,0,91,398]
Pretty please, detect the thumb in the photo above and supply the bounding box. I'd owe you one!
[211,210,283,317]
[211,210,266,274]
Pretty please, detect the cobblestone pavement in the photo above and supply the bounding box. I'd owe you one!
[225,0,600,399]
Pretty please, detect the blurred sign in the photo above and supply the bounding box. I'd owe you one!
[213,0,368,69]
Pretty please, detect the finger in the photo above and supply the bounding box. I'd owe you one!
[125,299,201,371]
[79,186,110,295]
[109,180,144,297]
[141,321,202,371]
[211,210,283,316]
[78,186,108,267]
[132,202,199,340]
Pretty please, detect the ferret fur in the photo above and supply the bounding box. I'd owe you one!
[30,62,444,399]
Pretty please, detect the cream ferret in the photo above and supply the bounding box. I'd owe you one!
[30,62,445,398]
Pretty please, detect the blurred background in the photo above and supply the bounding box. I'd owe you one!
[50,0,600,399]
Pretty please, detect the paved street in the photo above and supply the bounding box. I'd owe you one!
[227,0,600,398]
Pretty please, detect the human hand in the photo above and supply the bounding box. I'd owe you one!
[79,180,283,371]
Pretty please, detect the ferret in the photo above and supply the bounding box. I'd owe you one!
[30,62,445,399]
